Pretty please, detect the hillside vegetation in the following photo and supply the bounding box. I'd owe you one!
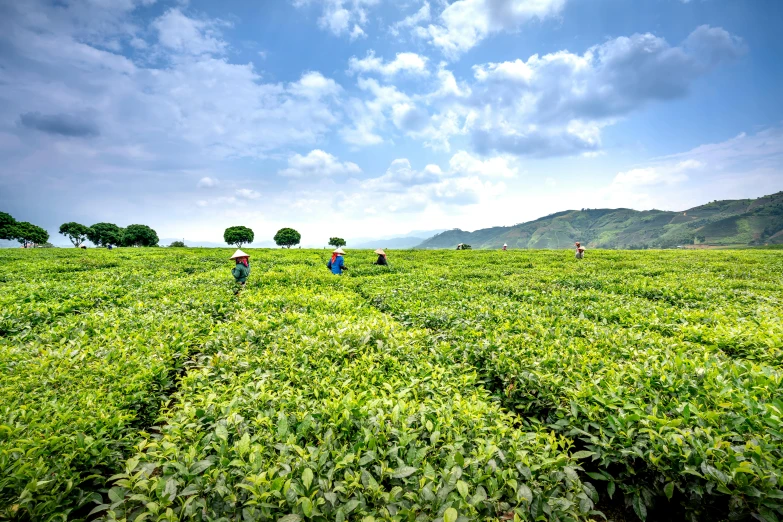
[418,191,783,250]
[1,248,782,521]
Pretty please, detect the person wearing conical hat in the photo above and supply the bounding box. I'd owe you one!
[575,242,585,259]
[230,249,251,284]
[327,247,347,275]
[374,248,388,266]
[502,243,507,251]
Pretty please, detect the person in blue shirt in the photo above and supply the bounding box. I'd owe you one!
[327,248,347,275]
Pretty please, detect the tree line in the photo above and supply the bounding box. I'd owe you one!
[1,212,49,247]
[2,211,349,250]
[0,211,159,248]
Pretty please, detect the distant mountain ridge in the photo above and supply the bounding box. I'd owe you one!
[349,229,447,250]
[416,191,783,250]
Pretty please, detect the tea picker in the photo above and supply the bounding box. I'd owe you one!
[327,247,348,275]
[230,249,251,285]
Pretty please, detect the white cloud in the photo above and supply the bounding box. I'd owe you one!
[358,153,507,211]
[417,26,745,156]
[152,8,228,55]
[197,176,219,188]
[236,188,261,199]
[279,149,362,177]
[597,128,783,211]
[390,2,431,36]
[340,78,411,146]
[448,150,519,177]
[348,51,429,77]
[349,24,366,40]
[391,102,429,132]
[288,71,342,99]
[425,0,568,58]
[293,0,381,38]
[612,160,703,188]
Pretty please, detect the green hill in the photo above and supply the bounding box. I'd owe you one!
[417,191,783,249]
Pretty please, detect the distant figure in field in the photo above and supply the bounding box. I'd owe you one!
[374,249,388,266]
[327,247,347,275]
[575,242,585,259]
[81,245,87,250]
[230,249,250,285]
[456,243,463,250]
[502,243,507,251]
[107,244,113,250]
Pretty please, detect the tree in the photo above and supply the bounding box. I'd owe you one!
[59,222,90,247]
[13,221,49,247]
[0,211,16,240]
[121,224,159,247]
[224,226,254,248]
[460,244,473,250]
[274,228,301,248]
[169,240,186,248]
[87,222,123,247]
[328,237,346,248]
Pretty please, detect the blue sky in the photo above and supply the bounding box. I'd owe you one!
[0,0,781,246]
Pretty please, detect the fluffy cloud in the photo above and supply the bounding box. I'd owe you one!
[0,3,344,167]
[279,150,362,177]
[358,152,507,211]
[348,51,429,77]
[341,78,411,146]
[152,8,228,55]
[448,150,519,177]
[425,0,567,58]
[292,0,380,38]
[612,160,703,188]
[235,188,261,200]
[197,176,219,188]
[390,2,431,37]
[412,26,746,156]
[597,128,783,210]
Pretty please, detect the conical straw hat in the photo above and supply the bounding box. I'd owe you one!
[333,247,346,254]
[374,249,385,255]
[229,249,249,259]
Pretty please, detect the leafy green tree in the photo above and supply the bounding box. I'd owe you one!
[59,222,90,247]
[460,244,473,250]
[87,223,123,247]
[121,224,159,247]
[13,221,49,247]
[328,237,346,248]
[224,226,254,248]
[169,240,186,248]
[0,211,16,240]
[274,228,301,249]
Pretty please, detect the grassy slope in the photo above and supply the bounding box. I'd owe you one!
[418,191,783,250]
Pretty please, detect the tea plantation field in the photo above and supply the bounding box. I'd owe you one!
[1,248,781,522]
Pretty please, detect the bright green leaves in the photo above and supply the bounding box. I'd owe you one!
[3,247,782,522]
[392,466,417,479]
[301,468,313,490]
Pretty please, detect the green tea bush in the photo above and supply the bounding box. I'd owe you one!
[0,248,781,521]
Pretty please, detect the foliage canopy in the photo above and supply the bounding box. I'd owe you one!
[121,224,159,247]
[86,222,123,247]
[0,248,781,522]
[58,222,90,247]
[274,227,301,248]
[223,226,254,248]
